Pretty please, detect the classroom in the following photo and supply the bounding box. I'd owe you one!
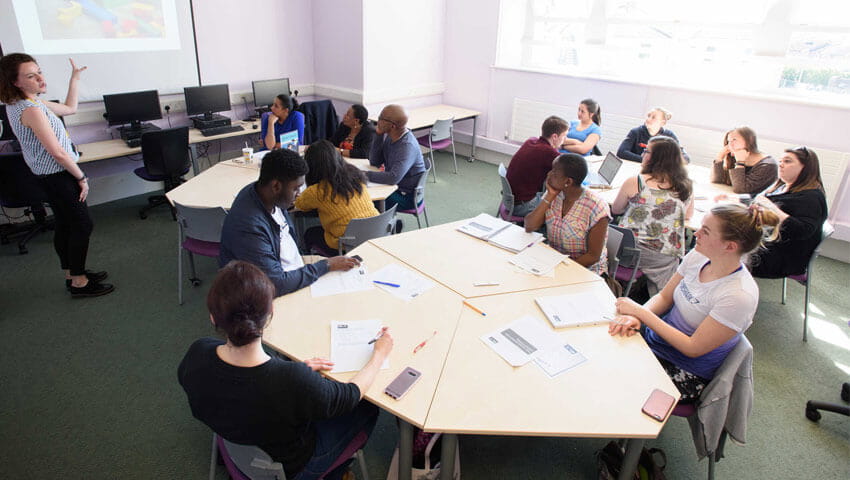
[1,1,848,479]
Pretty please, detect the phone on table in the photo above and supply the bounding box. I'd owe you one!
[641,389,676,422]
[384,367,422,400]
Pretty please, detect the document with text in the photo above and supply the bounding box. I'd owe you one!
[330,319,390,373]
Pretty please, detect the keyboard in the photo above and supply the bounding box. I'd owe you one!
[199,125,245,137]
[126,138,141,148]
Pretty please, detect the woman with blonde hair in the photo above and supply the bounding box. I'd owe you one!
[617,107,689,163]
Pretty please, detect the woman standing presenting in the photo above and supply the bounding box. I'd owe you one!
[0,53,113,297]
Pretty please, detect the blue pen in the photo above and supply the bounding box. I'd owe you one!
[373,280,401,288]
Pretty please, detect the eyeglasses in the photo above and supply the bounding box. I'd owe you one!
[378,116,397,127]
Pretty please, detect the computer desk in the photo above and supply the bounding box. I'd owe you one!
[75,119,263,175]
[262,219,677,480]
[370,104,482,161]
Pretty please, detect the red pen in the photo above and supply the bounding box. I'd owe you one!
[413,330,437,354]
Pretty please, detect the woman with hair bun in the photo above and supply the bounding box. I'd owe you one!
[609,204,779,402]
[260,94,304,151]
[178,261,393,479]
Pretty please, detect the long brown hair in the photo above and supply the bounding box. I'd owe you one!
[711,203,780,254]
[766,147,824,194]
[641,135,692,203]
[0,53,36,104]
[580,98,602,126]
[723,127,760,169]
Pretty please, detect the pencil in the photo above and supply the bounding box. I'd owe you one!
[463,300,486,316]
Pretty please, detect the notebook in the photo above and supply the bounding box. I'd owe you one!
[534,288,617,328]
[585,151,622,187]
[457,213,544,253]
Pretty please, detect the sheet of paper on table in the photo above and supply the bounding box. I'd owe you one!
[311,264,374,297]
[508,243,566,275]
[330,319,390,373]
[535,288,616,328]
[370,263,435,301]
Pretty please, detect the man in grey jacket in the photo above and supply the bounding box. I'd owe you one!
[367,104,427,212]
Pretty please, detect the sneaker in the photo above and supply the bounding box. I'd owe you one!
[70,281,115,298]
[65,270,109,291]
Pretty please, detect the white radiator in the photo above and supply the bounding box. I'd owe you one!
[510,97,848,208]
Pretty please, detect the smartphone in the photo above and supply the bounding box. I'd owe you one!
[384,367,422,400]
[641,389,676,422]
[351,255,363,262]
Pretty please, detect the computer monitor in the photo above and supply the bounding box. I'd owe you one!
[252,78,290,108]
[103,90,162,128]
[184,84,231,120]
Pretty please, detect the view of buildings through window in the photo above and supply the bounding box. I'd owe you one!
[496,0,850,105]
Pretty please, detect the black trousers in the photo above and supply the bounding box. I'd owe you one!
[37,171,93,276]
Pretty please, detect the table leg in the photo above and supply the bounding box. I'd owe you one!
[618,438,644,480]
[439,433,458,480]
[188,144,199,175]
[468,117,478,163]
[398,420,413,480]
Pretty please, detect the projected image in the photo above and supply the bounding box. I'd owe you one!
[39,0,167,40]
[12,0,181,54]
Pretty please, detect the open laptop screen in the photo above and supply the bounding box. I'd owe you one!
[598,152,623,185]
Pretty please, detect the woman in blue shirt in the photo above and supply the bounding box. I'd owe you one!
[560,98,602,156]
[260,94,305,150]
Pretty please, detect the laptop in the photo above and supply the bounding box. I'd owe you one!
[585,151,622,187]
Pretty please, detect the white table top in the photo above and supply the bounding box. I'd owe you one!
[370,104,481,131]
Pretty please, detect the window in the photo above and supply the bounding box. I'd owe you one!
[496,0,850,105]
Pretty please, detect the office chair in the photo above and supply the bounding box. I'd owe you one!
[779,220,833,342]
[670,335,753,480]
[134,126,191,220]
[397,159,431,229]
[174,202,227,305]
[210,432,370,480]
[496,163,525,224]
[417,118,457,182]
[605,226,624,278]
[805,382,850,421]
[0,152,53,254]
[609,224,643,296]
[337,205,397,254]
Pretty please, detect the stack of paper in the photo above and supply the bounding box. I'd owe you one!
[508,243,566,276]
[480,315,587,378]
[310,265,373,297]
[535,289,616,328]
[330,319,390,373]
[457,213,544,253]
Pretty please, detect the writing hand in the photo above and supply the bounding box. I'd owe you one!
[372,327,393,357]
[608,315,640,337]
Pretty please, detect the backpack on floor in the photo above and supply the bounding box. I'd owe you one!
[597,441,667,480]
[386,430,460,480]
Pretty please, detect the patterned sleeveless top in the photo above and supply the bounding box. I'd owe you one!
[619,175,687,257]
[6,98,77,176]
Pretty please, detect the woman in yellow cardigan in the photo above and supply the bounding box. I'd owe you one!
[296,140,379,255]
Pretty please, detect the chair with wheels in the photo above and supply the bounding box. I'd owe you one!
[806,382,850,421]
[134,126,191,220]
[210,432,370,480]
[609,224,643,296]
[174,201,227,305]
[0,152,53,254]
[337,205,397,255]
[397,160,431,229]
[779,220,833,342]
[670,334,753,480]
[416,118,457,182]
[496,163,525,224]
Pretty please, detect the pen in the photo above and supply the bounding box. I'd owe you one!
[367,328,386,345]
[463,300,487,316]
[413,330,438,354]
[373,280,400,288]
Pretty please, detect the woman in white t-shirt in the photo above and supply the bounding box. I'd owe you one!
[609,203,779,401]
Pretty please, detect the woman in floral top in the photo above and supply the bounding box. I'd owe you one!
[524,153,609,275]
[612,135,693,295]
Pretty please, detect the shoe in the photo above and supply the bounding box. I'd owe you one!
[70,281,115,298]
[395,219,404,234]
[65,270,109,291]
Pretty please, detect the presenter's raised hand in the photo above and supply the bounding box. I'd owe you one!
[69,58,87,80]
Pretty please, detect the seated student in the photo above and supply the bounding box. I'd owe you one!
[560,98,602,157]
[506,116,568,217]
[710,127,777,195]
[367,104,427,212]
[260,94,305,151]
[524,153,609,276]
[723,146,828,279]
[609,204,779,402]
[219,149,360,297]
[330,104,375,159]
[179,260,393,480]
[617,107,690,163]
[611,135,694,295]
[295,140,380,255]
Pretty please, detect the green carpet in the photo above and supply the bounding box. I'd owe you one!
[1,151,847,479]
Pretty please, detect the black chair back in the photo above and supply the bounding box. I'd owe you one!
[140,126,190,180]
[0,153,49,208]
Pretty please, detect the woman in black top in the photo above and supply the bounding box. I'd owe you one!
[744,147,828,278]
[617,107,689,163]
[330,104,374,159]
[178,261,393,480]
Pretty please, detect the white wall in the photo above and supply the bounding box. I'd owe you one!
[311,0,364,103]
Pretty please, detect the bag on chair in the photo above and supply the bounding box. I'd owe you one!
[386,430,460,480]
